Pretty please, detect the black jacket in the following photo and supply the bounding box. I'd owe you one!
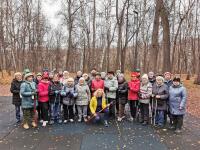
[10,79,23,105]
[48,81,63,104]
[117,81,128,105]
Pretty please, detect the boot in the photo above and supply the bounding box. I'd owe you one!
[23,123,29,129]
[32,121,37,128]
[104,120,109,127]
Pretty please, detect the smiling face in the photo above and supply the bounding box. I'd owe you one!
[173,81,180,86]
[27,76,33,82]
[53,74,59,82]
[164,74,171,81]
[96,89,103,97]
[36,76,42,81]
[79,79,85,85]
[107,73,113,79]
[156,78,163,85]
[16,74,22,81]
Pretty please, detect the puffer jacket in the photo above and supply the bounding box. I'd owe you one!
[20,81,36,108]
[38,80,50,102]
[105,77,118,99]
[152,83,169,110]
[61,84,78,105]
[10,79,23,106]
[169,85,187,115]
[76,83,91,105]
[91,79,104,94]
[48,81,63,104]
[128,79,140,100]
[116,80,128,105]
[139,82,152,104]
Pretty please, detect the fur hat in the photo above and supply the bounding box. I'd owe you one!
[24,72,34,80]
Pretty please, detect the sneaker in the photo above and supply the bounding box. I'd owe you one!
[49,120,54,125]
[142,121,148,126]
[58,119,62,124]
[83,117,88,122]
[174,129,182,134]
[117,117,122,122]
[128,117,134,122]
[169,125,176,130]
[63,120,68,123]
[78,118,82,122]
[104,120,109,127]
[23,123,29,129]
[42,121,47,127]
[32,122,37,128]
[69,119,74,122]
[39,120,44,123]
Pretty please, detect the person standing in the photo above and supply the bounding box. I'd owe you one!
[104,71,118,117]
[169,77,187,133]
[20,73,37,129]
[38,72,50,127]
[91,72,104,95]
[10,72,23,123]
[128,72,140,121]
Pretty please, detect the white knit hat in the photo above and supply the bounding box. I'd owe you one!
[141,74,148,80]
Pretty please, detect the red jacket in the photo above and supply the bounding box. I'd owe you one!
[91,79,104,94]
[128,79,140,100]
[38,80,50,102]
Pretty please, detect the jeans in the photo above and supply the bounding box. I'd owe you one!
[15,105,21,121]
[63,105,74,120]
[50,102,61,120]
[93,108,109,123]
[77,105,88,118]
[155,110,165,126]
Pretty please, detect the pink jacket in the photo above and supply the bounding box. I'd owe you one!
[38,80,49,102]
[91,79,104,94]
[128,79,140,100]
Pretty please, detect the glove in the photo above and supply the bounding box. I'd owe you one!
[55,90,59,94]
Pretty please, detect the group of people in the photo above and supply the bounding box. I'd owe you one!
[10,68,187,133]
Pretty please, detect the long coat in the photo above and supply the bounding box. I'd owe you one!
[20,81,36,109]
[152,83,169,110]
[76,83,91,105]
[169,85,187,115]
[105,77,118,99]
[48,81,63,104]
[139,82,152,104]
[61,84,77,106]
[116,81,128,105]
[10,79,23,106]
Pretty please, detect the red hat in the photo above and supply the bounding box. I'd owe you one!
[131,72,138,77]
[42,72,49,79]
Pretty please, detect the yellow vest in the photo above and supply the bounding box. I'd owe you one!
[89,96,107,114]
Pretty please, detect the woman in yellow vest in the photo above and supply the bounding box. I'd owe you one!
[89,89,110,127]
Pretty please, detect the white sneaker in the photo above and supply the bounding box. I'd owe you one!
[78,118,82,122]
[63,120,68,123]
[42,121,47,127]
[117,117,122,122]
[39,120,44,123]
[69,119,74,122]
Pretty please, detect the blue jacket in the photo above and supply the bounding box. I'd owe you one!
[169,85,187,115]
[20,81,36,108]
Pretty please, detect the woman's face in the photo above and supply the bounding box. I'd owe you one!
[37,76,42,81]
[164,74,171,80]
[53,75,59,82]
[173,81,180,86]
[95,75,101,80]
[79,79,84,85]
[142,78,148,84]
[96,90,103,97]
[67,81,73,86]
[131,76,137,80]
[156,79,163,85]
[16,75,22,81]
[27,76,33,82]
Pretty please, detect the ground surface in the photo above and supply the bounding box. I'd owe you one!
[0,96,200,150]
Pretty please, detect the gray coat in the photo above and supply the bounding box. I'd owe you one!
[76,83,91,105]
[139,82,152,104]
[169,85,187,115]
[61,84,78,105]
[105,77,118,99]
[152,83,169,110]
[20,81,36,109]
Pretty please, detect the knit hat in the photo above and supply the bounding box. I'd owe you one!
[95,72,101,76]
[156,76,165,82]
[36,72,42,77]
[118,73,124,78]
[141,74,148,80]
[23,68,30,75]
[79,77,85,81]
[63,71,69,75]
[24,72,34,80]
[67,77,74,82]
[173,77,181,82]
[14,72,22,78]
[131,72,138,77]
[42,72,49,79]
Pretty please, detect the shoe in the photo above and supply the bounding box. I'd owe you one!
[63,120,68,123]
[158,124,164,128]
[39,120,44,123]
[16,120,21,124]
[83,117,88,122]
[32,122,37,128]
[128,117,134,122]
[169,125,176,130]
[49,120,54,125]
[58,119,62,124]
[42,121,47,127]
[78,118,82,122]
[69,119,74,122]
[174,129,182,134]
[117,117,122,122]
[104,120,109,127]
[23,123,29,129]
[142,121,148,126]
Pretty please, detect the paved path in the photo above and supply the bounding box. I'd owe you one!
[0,97,199,150]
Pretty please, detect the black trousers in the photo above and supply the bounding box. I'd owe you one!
[129,100,138,118]
[171,115,184,130]
[37,102,43,120]
[107,98,116,117]
[40,102,49,121]
[63,105,74,120]
[140,103,149,122]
